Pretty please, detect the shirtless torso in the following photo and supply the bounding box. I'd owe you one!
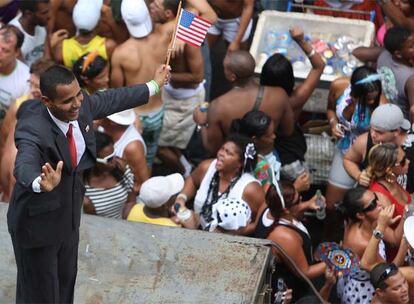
[207,0,243,19]
[204,82,293,154]
[110,22,172,113]
[169,44,204,89]
[49,0,76,35]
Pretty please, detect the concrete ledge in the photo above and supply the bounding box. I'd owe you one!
[0,203,272,303]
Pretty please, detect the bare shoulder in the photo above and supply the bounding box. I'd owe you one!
[243,181,264,198]
[264,86,289,102]
[268,225,301,244]
[195,159,214,175]
[353,132,369,149]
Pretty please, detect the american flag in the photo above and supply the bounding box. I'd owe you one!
[175,9,212,47]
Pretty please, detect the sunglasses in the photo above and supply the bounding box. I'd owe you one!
[375,263,398,290]
[361,193,378,213]
[395,155,407,168]
[96,151,115,164]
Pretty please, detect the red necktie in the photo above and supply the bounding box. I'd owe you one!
[67,124,77,169]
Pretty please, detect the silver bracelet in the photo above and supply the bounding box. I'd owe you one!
[307,48,316,58]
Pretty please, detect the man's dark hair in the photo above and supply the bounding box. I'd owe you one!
[384,26,411,54]
[0,24,24,49]
[95,130,114,153]
[30,58,54,75]
[40,65,76,100]
[19,0,49,13]
[163,0,184,16]
[370,263,399,290]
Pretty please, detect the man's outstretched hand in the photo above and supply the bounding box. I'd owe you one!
[154,64,171,88]
[39,161,63,192]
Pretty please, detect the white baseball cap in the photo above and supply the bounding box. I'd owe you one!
[121,0,152,38]
[139,173,184,208]
[73,0,102,32]
[107,109,136,126]
[370,104,411,131]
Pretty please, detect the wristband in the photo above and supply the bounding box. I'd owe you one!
[150,80,160,94]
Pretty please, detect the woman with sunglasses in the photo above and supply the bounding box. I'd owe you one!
[72,52,109,95]
[83,131,136,219]
[253,182,326,302]
[367,143,411,261]
[338,186,405,304]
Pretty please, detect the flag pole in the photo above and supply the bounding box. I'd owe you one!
[165,0,182,66]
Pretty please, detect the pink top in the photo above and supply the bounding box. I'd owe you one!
[376,24,387,47]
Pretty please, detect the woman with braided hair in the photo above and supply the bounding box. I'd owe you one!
[368,143,411,261]
[172,133,265,235]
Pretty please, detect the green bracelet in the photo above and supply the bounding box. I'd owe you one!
[150,80,160,94]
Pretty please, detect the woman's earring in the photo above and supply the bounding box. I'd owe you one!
[385,171,397,184]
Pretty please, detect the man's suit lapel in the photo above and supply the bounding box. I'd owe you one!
[42,108,73,172]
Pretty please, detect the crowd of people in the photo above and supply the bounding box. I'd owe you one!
[3,0,414,303]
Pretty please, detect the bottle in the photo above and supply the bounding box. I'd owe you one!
[273,278,286,304]
[315,189,326,220]
[174,203,192,221]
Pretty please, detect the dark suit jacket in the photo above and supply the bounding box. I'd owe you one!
[7,85,149,248]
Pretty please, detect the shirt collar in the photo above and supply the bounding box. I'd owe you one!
[47,108,78,135]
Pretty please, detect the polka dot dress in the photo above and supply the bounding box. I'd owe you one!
[337,269,375,304]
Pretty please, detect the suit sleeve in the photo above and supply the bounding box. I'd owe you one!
[14,121,43,191]
[87,84,150,120]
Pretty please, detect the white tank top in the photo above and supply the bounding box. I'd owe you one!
[114,124,147,158]
[194,159,259,229]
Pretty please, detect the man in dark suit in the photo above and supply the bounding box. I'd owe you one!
[7,63,170,303]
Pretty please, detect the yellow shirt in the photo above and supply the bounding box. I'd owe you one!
[15,93,30,110]
[127,203,181,227]
[62,35,108,68]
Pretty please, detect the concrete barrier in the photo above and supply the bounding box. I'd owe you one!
[0,203,272,303]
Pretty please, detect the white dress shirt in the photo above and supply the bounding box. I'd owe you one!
[32,110,86,192]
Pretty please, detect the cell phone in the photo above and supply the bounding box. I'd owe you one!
[274,278,287,304]
[277,278,286,292]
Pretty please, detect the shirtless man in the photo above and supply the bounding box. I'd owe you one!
[111,0,171,169]
[151,0,204,175]
[48,0,128,43]
[48,0,76,36]
[52,0,117,68]
[194,50,294,155]
[207,0,254,52]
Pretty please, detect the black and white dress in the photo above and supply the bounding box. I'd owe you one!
[337,241,386,304]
